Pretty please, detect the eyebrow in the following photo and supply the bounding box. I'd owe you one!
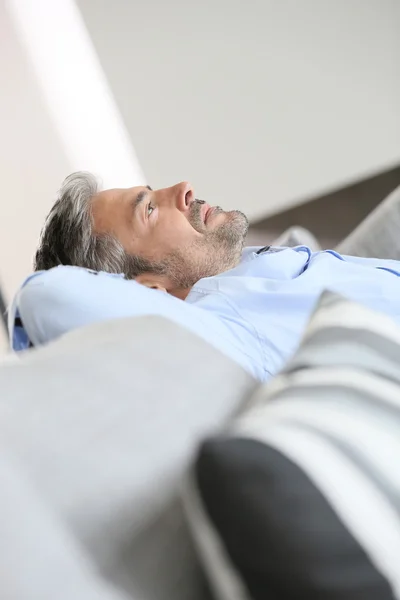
[133,185,153,212]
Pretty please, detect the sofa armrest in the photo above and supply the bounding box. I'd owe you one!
[337,185,400,259]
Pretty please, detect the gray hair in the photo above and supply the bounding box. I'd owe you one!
[34,171,157,278]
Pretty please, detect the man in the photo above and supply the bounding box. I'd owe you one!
[10,172,400,381]
[33,172,249,297]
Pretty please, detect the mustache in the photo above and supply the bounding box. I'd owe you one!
[188,200,205,230]
[193,199,205,208]
[191,199,224,218]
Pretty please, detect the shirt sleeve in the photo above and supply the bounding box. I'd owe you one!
[10,265,266,380]
[14,266,196,348]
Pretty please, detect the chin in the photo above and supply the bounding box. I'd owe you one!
[228,209,249,231]
[207,210,228,226]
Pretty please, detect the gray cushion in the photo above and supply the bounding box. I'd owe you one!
[185,292,400,600]
[0,316,256,600]
[0,449,130,600]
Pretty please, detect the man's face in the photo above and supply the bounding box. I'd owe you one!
[91,181,248,287]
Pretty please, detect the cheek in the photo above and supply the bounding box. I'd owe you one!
[155,219,199,252]
[134,216,202,260]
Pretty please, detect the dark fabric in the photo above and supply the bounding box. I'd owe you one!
[195,437,395,600]
[255,246,271,255]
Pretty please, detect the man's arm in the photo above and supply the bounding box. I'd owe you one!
[11,266,263,379]
[12,266,183,349]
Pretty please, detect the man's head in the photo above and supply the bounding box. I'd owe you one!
[35,172,248,293]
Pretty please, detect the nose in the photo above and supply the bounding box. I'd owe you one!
[174,181,195,212]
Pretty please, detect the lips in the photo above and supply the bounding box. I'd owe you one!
[200,203,209,223]
[204,205,214,224]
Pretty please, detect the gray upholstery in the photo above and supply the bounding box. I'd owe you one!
[337,184,400,258]
[271,185,400,259]
[273,225,321,251]
[0,449,130,600]
[0,316,256,600]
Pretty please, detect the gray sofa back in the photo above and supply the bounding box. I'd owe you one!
[0,316,257,600]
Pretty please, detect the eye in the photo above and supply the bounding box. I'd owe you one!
[147,203,155,217]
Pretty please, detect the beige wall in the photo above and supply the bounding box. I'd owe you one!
[0,4,69,346]
[1,0,143,303]
[0,2,71,305]
[78,0,400,221]
[1,0,144,352]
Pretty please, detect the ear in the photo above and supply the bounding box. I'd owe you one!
[135,273,167,292]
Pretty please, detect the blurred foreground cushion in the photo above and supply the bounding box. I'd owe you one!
[0,315,257,600]
[185,292,400,600]
[0,449,130,600]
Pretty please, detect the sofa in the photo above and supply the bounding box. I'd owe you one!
[1,184,400,600]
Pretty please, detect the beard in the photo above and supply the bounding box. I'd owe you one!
[123,200,249,288]
[162,200,249,288]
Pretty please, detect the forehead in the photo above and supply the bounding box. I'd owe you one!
[91,186,141,234]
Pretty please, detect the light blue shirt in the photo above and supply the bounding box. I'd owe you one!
[9,246,400,382]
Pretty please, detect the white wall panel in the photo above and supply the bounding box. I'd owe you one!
[78,0,400,220]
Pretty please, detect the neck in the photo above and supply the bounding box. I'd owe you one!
[169,287,192,301]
